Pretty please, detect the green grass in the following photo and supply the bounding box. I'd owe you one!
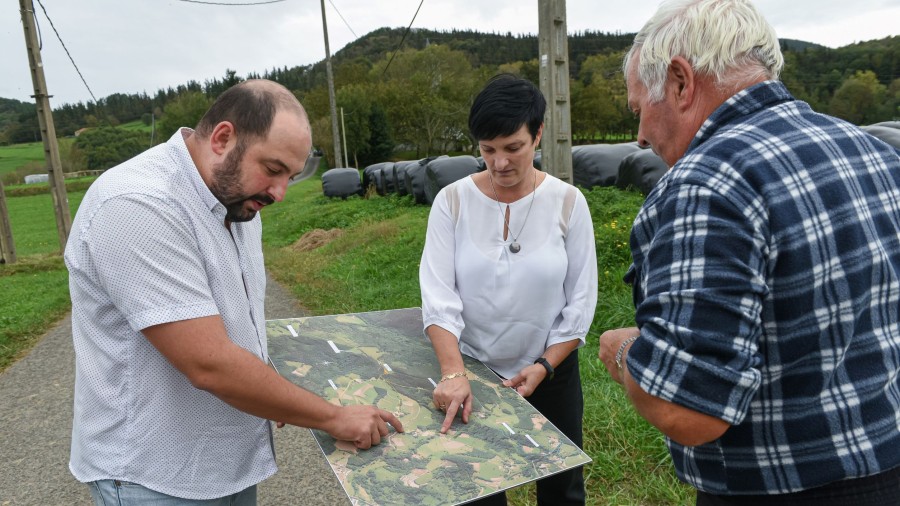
[0,141,45,175]
[5,190,86,256]
[0,255,71,370]
[0,188,87,369]
[0,173,692,504]
[119,120,152,132]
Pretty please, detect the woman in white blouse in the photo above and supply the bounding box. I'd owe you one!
[419,74,598,506]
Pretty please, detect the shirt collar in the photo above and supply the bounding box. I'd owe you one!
[690,80,794,152]
[171,127,228,217]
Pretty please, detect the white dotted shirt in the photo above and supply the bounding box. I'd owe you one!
[64,129,276,499]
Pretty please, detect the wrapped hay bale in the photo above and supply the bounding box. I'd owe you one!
[572,142,641,189]
[862,122,900,150]
[321,168,363,199]
[405,163,428,204]
[615,148,668,195]
[392,161,420,197]
[424,155,481,205]
[362,162,393,195]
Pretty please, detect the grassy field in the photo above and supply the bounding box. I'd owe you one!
[0,141,45,176]
[0,190,86,370]
[119,119,153,132]
[0,170,692,505]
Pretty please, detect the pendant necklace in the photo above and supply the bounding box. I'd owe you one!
[488,169,536,254]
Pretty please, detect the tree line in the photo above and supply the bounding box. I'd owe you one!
[1,28,897,172]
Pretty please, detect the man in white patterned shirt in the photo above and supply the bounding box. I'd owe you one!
[65,79,402,505]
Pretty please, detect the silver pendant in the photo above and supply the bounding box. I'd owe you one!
[509,242,521,253]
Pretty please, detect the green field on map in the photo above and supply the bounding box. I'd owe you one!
[267,308,590,506]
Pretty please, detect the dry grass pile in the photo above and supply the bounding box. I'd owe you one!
[291,228,344,252]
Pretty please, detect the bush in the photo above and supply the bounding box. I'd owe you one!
[70,127,150,171]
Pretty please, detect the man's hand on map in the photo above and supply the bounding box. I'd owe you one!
[433,376,473,434]
[503,364,547,398]
[325,405,404,449]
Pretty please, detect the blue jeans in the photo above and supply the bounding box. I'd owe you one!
[88,480,257,506]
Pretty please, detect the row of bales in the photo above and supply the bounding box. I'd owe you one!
[321,121,900,203]
[322,142,669,203]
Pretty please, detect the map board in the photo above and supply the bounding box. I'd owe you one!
[266,308,591,506]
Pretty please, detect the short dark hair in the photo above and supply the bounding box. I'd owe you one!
[194,80,301,143]
[468,74,545,141]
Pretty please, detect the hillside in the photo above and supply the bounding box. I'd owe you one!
[1,29,896,146]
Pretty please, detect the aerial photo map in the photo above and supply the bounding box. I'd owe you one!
[266,308,591,506]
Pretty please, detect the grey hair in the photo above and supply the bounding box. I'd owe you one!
[623,0,784,102]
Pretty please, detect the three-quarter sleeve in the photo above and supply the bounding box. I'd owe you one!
[419,186,466,339]
[547,191,598,347]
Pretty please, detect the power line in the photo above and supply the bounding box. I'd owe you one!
[381,0,425,76]
[175,0,286,5]
[33,0,97,103]
[327,0,357,39]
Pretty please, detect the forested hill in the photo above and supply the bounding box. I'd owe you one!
[334,27,636,74]
[1,28,897,145]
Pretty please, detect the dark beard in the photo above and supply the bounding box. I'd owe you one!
[208,141,273,223]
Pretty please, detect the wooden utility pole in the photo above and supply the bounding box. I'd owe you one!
[320,0,344,168]
[19,0,71,251]
[0,183,16,264]
[538,0,573,184]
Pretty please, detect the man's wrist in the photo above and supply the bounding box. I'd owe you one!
[615,335,640,376]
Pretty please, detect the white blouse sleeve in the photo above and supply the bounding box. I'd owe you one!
[547,190,598,347]
[419,186,466,339]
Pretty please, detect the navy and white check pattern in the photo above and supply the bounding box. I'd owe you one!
[626,81,900,495]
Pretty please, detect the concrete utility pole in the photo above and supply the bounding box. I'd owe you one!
[320,0,344,168]
[538,0,574,184]
[19,0,71,251]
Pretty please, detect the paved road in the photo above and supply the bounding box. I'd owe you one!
[0,274,349,505]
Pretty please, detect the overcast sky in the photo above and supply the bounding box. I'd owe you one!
[3,0,899,107]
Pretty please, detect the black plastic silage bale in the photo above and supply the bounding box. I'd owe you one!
[862,122,900,150]
[322,168,363,199]
[572,142,641,189]
[363,162,392,195]
[424,155,481,205]
[615,148,668,195]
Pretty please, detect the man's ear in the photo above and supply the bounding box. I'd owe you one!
[209,121,235,156]
[667,56,696,112]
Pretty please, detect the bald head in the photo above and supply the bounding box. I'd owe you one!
[194,79,309,144]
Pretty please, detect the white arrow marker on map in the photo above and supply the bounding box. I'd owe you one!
[427,377,437,387]
[502,422,516,435]
[525,434,540,447]
[327,340,341,353]
[286,325,298,337]
[328,379,338,391]
[383,364,393,372]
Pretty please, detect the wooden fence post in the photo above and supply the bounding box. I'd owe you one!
[0,182,17,264]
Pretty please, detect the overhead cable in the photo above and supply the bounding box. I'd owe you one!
[381,0,425,76]
[34,0,97,103]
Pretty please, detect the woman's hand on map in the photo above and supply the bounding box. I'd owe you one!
[433,376,473,434]
[503,364,547,397]
[326,405,404,449]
